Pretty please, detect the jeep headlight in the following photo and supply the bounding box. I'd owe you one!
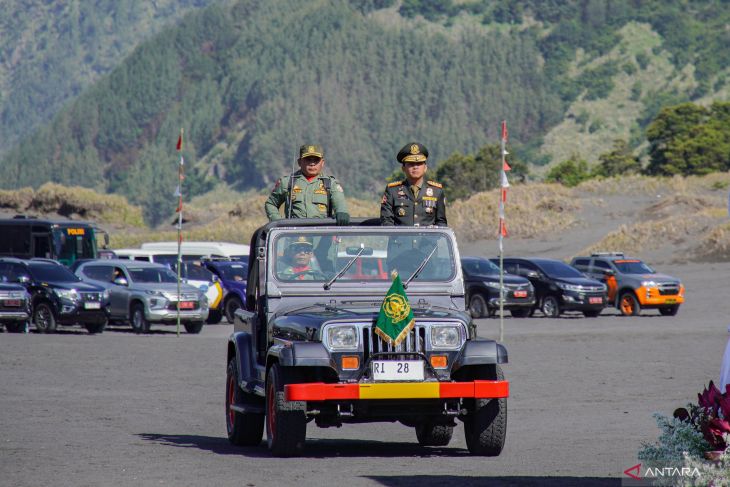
[325,325,359,351]
[431,325,461,349]
[56,289,80,301]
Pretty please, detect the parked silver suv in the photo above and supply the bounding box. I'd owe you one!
[75,259,208,334]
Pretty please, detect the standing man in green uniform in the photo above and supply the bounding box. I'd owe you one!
[380,142,447,226]
[265,144,350,225]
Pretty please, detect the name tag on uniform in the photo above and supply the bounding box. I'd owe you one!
[422,196,437,201]
[293,186,302,193]
[314,189,328,195]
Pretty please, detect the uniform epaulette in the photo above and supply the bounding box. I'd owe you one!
[387,181,402,188]
[427,180,442,188]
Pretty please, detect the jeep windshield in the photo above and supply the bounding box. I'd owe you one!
[273,230,455,283]
[614,260,654,274]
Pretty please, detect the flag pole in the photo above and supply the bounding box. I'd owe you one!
[498,121,510,343]
[176,128,184,337]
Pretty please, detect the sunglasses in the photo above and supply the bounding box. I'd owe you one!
[291,245,313,253]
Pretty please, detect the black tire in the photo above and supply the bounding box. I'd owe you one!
[33,302,57,333]
[183,322,204,334]
[541,295,561,318]
[510,308,530,318]
[619,292,641,316]
[583,310,601,318]
[266,363,307,457]
[659,305,679,316]
[206,309,222,325]
[468,294,488,319]
[84,321,107,334]
[225,296,243,324]
[226,358,264,446]
[4,321,29,333]
[416,422,454,446]
[130,303,150,334]
[464,365,507,456]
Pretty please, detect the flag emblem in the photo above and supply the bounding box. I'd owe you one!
[375,274,415,346]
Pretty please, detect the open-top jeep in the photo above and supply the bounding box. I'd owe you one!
[226,219,509,457]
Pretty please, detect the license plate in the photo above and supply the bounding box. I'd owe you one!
[589,296,603,304]
[371,360,424,381]
[84,302,101,309]
[3,299,21,307]
[179,301,195,309]
[665,298,677,303]
[513,290,527,298]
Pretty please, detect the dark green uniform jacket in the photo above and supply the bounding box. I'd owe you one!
[265,171,348,221]
[380,179,447,226]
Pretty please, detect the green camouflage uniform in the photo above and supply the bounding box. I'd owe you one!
[265,171,348,221]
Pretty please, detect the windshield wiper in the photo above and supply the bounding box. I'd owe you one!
[323,243,366,290]
[403,245,439,289]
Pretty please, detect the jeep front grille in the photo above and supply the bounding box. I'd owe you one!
[362,324,426,359]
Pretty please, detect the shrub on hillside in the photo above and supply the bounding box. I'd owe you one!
[544,156,592,187]
[593,140,642,177]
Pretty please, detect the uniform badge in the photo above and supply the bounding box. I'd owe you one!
[426,187,433,197]
[410,144,419,155]
[293,185,302,193]
[318,204,327,212]
[397,189,406,197]
[397,207,406,217]
[308,145,315,153]
[425,207,433,214]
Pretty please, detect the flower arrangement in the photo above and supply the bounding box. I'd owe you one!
[638,381,730,486]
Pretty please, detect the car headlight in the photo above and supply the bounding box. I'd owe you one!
[641,280,658,287]
[145,290,166,297]
[483,281,502,289]
[56,289,80,301]
[325,325,359,351]
[101,290,110,301]
[431,325,462,349]
[557,282,582,292]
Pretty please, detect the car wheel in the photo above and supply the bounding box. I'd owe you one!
[5,321,29,333]
[510,309,530,318]
[225,296,243,324]
[84,321,107,334]
[131,303,150,334]
[468,295,487,318]
[183,322,204,334]
[416,422,454,446]
[583,310,601,318]
[266,363,306,457]
[464,365,507,456]
[619,292,641,316]
[541,296,560,318]
[206,309,222,325]
[659,305,679,316]
[226,358,264,446]
[33,302,57,333]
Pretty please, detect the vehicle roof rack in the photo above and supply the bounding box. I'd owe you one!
[590,252,624,257]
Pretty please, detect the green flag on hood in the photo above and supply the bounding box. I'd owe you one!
[375,273,415,347]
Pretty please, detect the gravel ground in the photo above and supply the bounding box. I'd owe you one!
[1,261,727,487]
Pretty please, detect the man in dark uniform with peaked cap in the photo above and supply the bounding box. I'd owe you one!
[380,142,447,226]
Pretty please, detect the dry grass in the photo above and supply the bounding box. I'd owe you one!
[449,183,579,241]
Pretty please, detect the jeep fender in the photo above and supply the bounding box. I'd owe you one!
[452,339,508,372]
[228,331,261,394]
[268,342,335,368]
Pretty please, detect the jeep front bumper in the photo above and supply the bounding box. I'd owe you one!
[285,380,509,401]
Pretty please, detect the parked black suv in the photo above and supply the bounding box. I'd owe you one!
[0,258,109,333]
[0,281,30,333]
[461,257,535,318]
[496,258,607,317]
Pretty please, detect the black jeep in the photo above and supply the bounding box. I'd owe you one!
[226,219,509,457]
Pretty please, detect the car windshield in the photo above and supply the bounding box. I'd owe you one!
[463,258,500,275]
[183,264,214,281]
[214,263,248,281]
[273,230,455,283]
[537,260,584,278]
[29,263,81,282]
[614,260,654,274]
[127,267,178,283]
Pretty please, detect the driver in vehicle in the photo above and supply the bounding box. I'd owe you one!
[279,236,319,280]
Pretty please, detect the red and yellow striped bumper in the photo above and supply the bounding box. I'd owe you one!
[285,381,509,401]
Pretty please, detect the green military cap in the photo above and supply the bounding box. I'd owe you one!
[299,144,324,159]
[288,236,313,253]
[397,142,429,163]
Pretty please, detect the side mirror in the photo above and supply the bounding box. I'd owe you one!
[17,275,30,284]
[113,277,128,286]
[604,269,615,277]
[526,271,539,279]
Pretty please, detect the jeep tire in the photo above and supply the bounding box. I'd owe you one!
[416,422,453,446]
[464,365,507,456]
[131,303,151,334]
[541,295,561,318]
[619,292,641,316]
[266,363,306,457]
[226,358,264,446]
[33,302,57,333]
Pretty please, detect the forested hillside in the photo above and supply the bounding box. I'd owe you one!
[2,0,730,225]
[0,0,219,154]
